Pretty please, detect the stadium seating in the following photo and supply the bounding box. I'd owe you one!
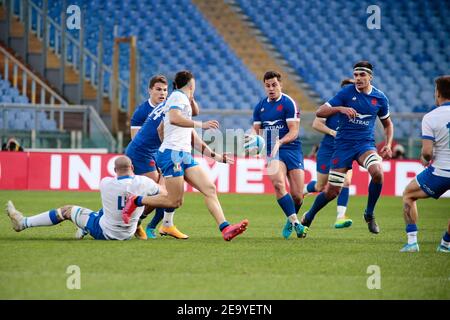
[0,75,58,131]
[29,0,265,129]
[235,0,449,137]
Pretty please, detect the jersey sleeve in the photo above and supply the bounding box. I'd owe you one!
[130,106,148,128]
[284,96,300,122]
[421,114,435,141]
[253,101,262,125]
[377,95,390,120]
[168,92,187,111]
[326,87,347,107]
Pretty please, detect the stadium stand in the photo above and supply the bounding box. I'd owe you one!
[235,0,450,137]
[27,0,266,129]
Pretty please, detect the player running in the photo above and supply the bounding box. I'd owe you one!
[301,61,394,235]
[122,70,249,241]
[5,156,161,241]
[303,79,354,229]
[251,71,307,239]
[400,75,450,253]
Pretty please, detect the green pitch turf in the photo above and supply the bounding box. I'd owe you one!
[0,190,448,299]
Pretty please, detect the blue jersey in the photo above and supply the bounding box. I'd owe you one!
[126,102,165,157]
[327,85,390,143]
[130,99,156,128]
[253,93,301,152]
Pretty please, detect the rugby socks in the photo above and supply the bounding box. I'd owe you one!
[441,231,450,248]
[365,181,382,218]
[277,193,296,218]
[336,187,349,219]
[406,224,418,244]
[24,209,63,228]
[294,200,303,214]
[162,208,175,227]
[303,181,317,195]
[219,221,230,232]
[304,192,330,226]
[148,208,164,229]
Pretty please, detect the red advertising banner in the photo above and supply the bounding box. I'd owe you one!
[0,151,448,197]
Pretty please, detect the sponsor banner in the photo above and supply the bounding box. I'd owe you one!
[0,152,448,197]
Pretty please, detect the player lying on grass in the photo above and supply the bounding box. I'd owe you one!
[303,78,355,229]
[5,156,162,240]
[122,70,248,241]
[400,75,450,253]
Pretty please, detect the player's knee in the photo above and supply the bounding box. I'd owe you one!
[204,182,217,197]
[371,170,384,184]
[324,185,340,200]
[315,181,325,192]
[60,205,74,220]
[292,194,303,205]
[272,180,286,194]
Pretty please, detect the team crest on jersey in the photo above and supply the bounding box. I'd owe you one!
[173,163,181,172]
[352,96,356,101]
[277,104,283,111]
[261,108,264,112]
[371,98,377,106]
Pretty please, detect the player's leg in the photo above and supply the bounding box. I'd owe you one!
[268,159,305,239]
[335,169,353,228]
[438,220,450,253]
[5,201,73,231]
[184,165,248,241]
[400,178,428,252]
[357,150,383,234]
[304,146,331,195]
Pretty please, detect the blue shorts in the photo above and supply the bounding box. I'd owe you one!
[125,148,158,175]
[416,166,450,199]
[86,209,107,240]
[270,148,304,171]
[156,149,198,178]
[316,144,334,174]
[330,141,376,170]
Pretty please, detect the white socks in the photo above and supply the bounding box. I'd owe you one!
[441,238,450,248]
[288,214,300,225]
[336,206,347,219]
[26,211,56,228]
[163,211,175,227]
[407,231,418,245]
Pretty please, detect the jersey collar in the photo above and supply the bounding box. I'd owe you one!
[440,101,450,107]
[355,85,373,95]
[117,175,134,180]
[266,94,283,103]
[148,98,156,108]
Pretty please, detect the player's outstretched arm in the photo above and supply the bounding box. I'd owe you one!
[316,103,357,120]
[169,109,219,129]
[312,117,336,137]
[191,129,233,164]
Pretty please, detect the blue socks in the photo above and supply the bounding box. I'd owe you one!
[337,186,349,207]
[295,201,303,214]
[304,192,330,225]
[406,224,418,233]
[134,196,143,207]
[49,209,62,225]
[365,181,382,218]
[219,221,230,232]
[148,208,165,229]
[306,181,317,193]
[277,193,296,218]
[443,231,450,242]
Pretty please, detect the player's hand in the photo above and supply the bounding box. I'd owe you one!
[202,120,219,129]
[338,107,357,120]
[216,153,234,164]
[420,155,431,167]
[379,145,392,160]
[271,137,281,158]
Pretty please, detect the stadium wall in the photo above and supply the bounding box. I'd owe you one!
[0,152,447,197]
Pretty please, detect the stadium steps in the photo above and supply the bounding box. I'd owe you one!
[0,6,127,135]
[192,0,317,111]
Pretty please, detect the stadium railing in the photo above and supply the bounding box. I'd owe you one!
[0,103,116,151]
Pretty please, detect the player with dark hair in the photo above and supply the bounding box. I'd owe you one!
[303,79,354,229]
[301,61,394,235]
[400,75,450,252]
[251,71,308,239]
[122,70,249,241]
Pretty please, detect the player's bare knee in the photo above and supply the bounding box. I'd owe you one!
[371,170,384,184]
[315,182,325,192]
[272,180,286,194]
[60,205,74,220]
[292,194,303,205]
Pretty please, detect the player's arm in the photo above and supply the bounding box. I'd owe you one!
[312,117,336,137]
[168,108,218,129]
[420,139,433,166]
[280,120,300,145]
[157,121,164,142]
[379,117,394,159]
[316,103,357,120]
[191,129,233,164]
[190,98,200,117]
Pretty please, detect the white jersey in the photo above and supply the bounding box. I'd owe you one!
[159,90,192,152]
[421,104,450,177]
[98,175,159,240]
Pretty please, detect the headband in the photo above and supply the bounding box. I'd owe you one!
[354,67,373,75]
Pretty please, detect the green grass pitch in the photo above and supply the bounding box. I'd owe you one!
[0,190,448,299]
